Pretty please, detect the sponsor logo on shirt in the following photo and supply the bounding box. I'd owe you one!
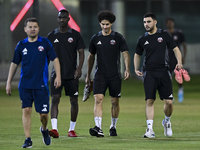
[144,41,149,45]
[22,48,28,55]
[110,39,116,45]
[68,37,73,43]
[38,46,44,51]
[157,37,163,42]
[97,41,102,45]
[54,39,59,43]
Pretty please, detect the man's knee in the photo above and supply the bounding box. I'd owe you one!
[40,113,48,119]
[111,98,119,107]
[146,99,154,106]
[51,94,60,105]
[23,107,32,114]
[164,99,173,106]
[94,94,104,105]
[70,97,78,107]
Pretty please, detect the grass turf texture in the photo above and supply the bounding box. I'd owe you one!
[0,75,199,150]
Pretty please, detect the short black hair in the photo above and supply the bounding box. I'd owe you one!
[166,17,175,23]
[24,18,39,27]
[58,9,69,15]
[97,10,116,23]
[143,12,157,20]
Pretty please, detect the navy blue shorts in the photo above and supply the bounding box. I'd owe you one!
[143,69,173,100]
[19,88,49,114]
[51,73,79,97]
[93,74,122,98]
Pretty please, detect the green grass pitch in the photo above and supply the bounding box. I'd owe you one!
[0,75,199,150]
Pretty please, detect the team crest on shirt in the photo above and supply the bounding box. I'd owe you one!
[110,39,116,45]
[68,37,73,43]
[157,37,163,42]
[173,35,178,40]
[38,46,44,51]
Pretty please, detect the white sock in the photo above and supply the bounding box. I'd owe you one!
[110,117,118,129]
[94,117,102,129]
[69,121,76,131]
[147,120,153,129]
[165,116,171,123]
[51,118,58,130]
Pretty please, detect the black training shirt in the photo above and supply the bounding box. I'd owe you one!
[89,31,128,78]
[47,28,86,79]
[135,29,177,71]
[168,29,185,65]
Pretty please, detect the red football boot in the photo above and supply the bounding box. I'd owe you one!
[49,129,59,138]
[174,69,183,84]
[181,69,190,82]
[68,130,78,137]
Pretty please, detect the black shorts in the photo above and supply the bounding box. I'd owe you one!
[51,73,79,97]
[143,69,173,100]
[93,74,122,98]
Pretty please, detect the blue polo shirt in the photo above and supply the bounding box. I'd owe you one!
[12,36,57,89]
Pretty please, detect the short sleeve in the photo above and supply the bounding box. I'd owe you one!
[46,38,57,61]
[89,35,96,55]
[166,32,177,50]
[119,34,129,52]
[135,38,144,56]
[76,32,86,50]
[12,42,22,65]
[179,31,185,43]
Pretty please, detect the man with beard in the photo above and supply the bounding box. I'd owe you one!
[134,12,183,138]
[47,9,85,138]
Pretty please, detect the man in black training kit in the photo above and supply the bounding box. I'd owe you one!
[86,10,130,137]
[47,9,85,137]
[166,18,187,103]
[134,12,183,138]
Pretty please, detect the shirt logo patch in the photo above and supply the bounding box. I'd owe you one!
[68,37,73,43]
[144,41,149,45]
[173,35,178,40]
[54,39,59,43]
[110,39,116,45]
[22,48,28,55]
[38,46,44,51]
[97,41,102,45]
[157,37,163,42]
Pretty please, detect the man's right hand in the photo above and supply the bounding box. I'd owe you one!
[135,70,143,77]
[6,83,12,96]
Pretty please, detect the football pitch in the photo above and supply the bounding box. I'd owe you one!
[0,76,199,150]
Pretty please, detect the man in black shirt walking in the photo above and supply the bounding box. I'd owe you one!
[166,18,187,103]
[86,10,130,137]
[134,12,183,138]
[47,9,85,137]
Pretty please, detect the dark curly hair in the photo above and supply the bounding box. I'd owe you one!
[97,10,116,23]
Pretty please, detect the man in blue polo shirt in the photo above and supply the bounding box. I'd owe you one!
[6,18,61,148]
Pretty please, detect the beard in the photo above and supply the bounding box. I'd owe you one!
[145,26,154,32]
